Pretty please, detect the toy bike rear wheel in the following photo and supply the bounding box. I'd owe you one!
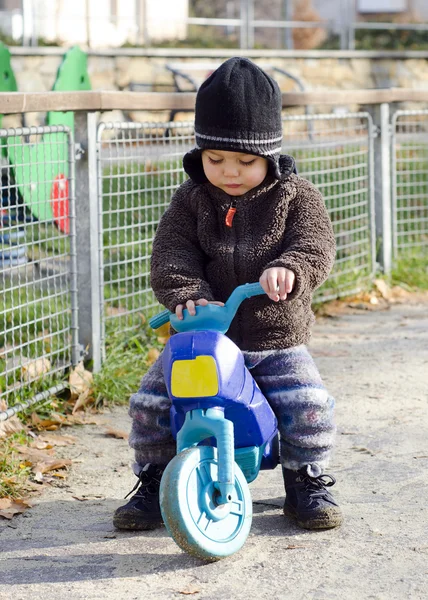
[160,446,252,561]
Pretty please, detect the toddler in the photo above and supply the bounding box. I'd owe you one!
[113,57,342,532]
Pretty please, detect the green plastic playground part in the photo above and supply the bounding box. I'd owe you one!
[0,43,18,157]
[4,46,91,224]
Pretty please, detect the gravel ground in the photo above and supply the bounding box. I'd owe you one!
[0,301,427,600]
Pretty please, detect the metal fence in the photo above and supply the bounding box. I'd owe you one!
[283,112,374,300]
[392,110,428,259]
[0,102,427,419]
[96,120,195,354]
[0,125,77,416]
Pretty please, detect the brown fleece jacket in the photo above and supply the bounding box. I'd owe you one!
[150,156,336,351]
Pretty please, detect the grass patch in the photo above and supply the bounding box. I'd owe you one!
[392,255,428,290]
[0,431,33,499]
[92,321,164,406]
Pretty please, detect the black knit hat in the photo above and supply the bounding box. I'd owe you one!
[183,57,285,183]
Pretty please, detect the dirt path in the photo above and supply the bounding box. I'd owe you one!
[1,302,427,600]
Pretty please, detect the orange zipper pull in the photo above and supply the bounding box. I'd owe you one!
[225,206,237,227]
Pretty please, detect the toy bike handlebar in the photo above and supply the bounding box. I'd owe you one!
[149,282,265,334]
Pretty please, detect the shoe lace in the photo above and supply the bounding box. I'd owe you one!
[124,468,162,500]
[297,472,336,500]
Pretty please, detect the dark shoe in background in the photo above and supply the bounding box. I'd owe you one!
[113,463,164,531]
[282,466,343,530]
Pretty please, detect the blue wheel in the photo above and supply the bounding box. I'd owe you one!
[160,446,252,561]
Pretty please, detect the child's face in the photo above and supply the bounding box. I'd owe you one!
[201,150,269,196]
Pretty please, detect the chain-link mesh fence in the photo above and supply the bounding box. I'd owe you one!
[97,112,375,351]
[97,121,195,351]
[283,112,375,301]
[0,126,77,414]
[392,110,428,259]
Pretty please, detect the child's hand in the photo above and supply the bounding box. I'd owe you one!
[175,298,225,320]
[260,267,295,302]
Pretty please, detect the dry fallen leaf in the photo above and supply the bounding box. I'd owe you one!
[34,457,72,475]
[64,414,101,426]
[69,362,93,400]
[373,278,391,300]
[21,357,51,382]
[38,433,76,447]
[17,446,55,465]
[105,305,128,317]
[31,411,66,431]
[72,388,95,414]
[155,322,171,345]
[0,498,32,520]
[103,427,129,440]
[178,587,201,596]
[146,348,160,365]
[30,439,54,450]
[0,400,24,438]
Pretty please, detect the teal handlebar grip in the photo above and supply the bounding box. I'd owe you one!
[149,309,171,329]
[148,282,265,333]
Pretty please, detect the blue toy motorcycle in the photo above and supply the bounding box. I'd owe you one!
[149,282,279,560]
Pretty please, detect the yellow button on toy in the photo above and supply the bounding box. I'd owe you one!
[171,355,219,398]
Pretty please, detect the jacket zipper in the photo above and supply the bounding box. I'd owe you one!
[225,199,242,346]
[225,200,237,227]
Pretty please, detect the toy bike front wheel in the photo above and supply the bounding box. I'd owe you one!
[160,446,252,561]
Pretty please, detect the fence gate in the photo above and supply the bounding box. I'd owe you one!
[0,125,78,420]
[391,110,428,259]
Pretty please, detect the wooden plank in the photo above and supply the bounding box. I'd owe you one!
[100,91,196,111]
[0,91,101,114]
[282,88,428,106]
[1,88,428,115]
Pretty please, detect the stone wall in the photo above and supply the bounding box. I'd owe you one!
[4,50,428,127]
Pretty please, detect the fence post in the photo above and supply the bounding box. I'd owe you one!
[247,0,254,49]
[240,0,248,49]
[282,0,294,50]
[74,110,102,372]
[339,0,348,50]
[372,102,392,275]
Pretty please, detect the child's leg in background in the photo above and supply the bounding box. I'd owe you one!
[128,353,176,471]
[245,345,336,476]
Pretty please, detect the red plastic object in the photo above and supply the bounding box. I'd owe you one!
[225,207,236,227]
[50,174,69,234]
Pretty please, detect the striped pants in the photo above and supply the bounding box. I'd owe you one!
[129,345,336,476]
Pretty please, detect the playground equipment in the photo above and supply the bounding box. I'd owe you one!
[0,43,24,267]
[149,282,280,560]
[0,44,91,251]
[5,46,90,234]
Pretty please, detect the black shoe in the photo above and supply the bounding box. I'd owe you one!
[282,467,343,530]
[113,464,164,531]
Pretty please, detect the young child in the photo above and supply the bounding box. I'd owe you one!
[113,57,342,532]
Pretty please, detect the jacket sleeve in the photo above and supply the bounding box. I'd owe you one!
[150,183,214,311]
[264,178,336,300]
